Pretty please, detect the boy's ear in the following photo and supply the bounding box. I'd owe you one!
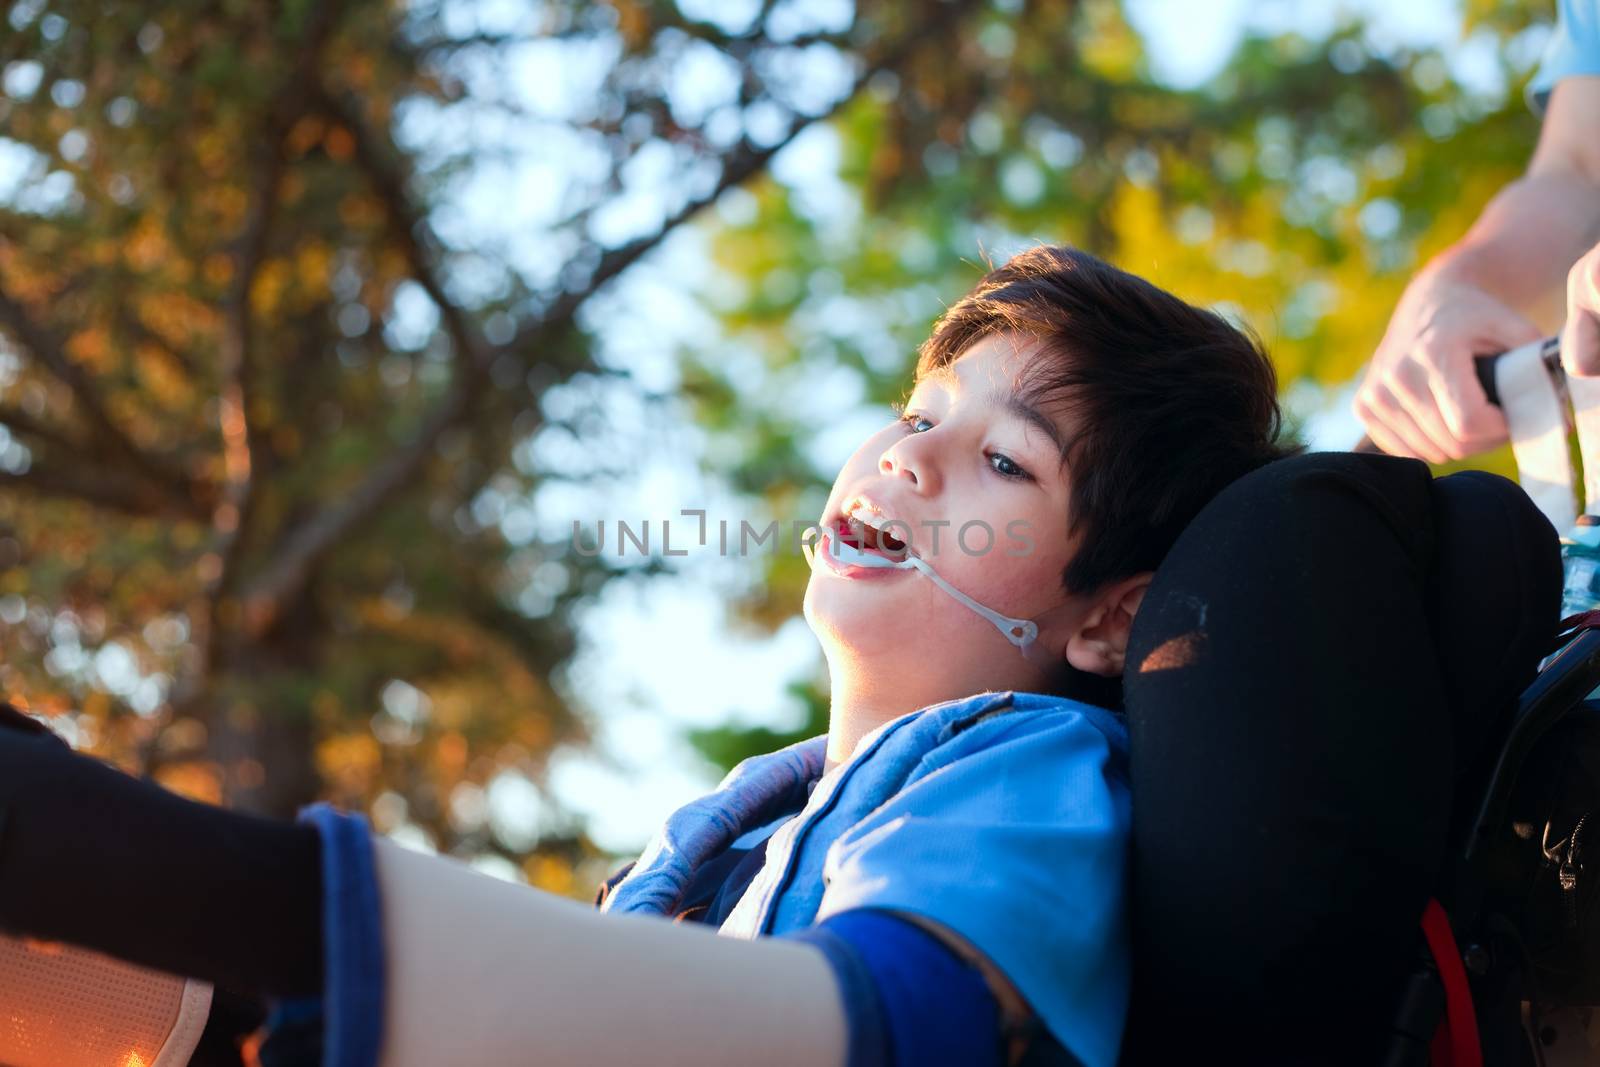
[1063,572,1153,677]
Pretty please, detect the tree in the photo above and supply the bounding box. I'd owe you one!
[0,0,985,887]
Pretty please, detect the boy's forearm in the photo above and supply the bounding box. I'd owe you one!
[372,836,848,1067]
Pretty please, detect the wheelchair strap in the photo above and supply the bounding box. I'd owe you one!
[1420,898,1482,1067]
[1497,337,1575,531]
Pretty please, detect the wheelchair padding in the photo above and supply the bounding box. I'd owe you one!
[1427,467,1567,779]
[1118,451,1560,1063]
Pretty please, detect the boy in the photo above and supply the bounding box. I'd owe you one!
[0,245,1299,1066]
[592,244,1299,1067]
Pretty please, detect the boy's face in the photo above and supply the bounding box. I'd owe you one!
[805,332,1135,697]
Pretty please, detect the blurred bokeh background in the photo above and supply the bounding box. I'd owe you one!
[0,0,1549,893]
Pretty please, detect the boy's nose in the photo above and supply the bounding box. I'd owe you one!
[877,436,935,493]
[879,453,916,484]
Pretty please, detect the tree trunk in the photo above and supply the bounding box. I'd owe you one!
[206,591,326,820]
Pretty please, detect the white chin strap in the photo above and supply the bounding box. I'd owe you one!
[805,535,1064,670]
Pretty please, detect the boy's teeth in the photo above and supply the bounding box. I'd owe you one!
[845,514,905,554]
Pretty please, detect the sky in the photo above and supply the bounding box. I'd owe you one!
[1129,0,1464,88]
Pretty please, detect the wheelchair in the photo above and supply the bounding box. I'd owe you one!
[1380,618,1600,1066]
[1118,338,1600,1067]
[1374,341,1600,1066]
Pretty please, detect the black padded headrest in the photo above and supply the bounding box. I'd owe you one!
[1118,451,1561,1063]
[1426,468,1565,775]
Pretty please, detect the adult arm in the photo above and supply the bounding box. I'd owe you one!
[1356,75,1600,461]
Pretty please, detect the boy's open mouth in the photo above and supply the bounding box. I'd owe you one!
[833,515,909,558]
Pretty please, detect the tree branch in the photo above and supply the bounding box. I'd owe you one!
[114,302,199,380]
[0,403,89,454]
[400,31,529,56]
[0,278,197,512]
[184,0,346,686]
[202,124,289,651]
[313,84,491,380]
[510,4,974,345]
[236,0,984,636]
[0,464,201,519]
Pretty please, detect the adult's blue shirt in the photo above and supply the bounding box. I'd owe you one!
[1529,0,1600,112]
[599,690,1132,1067]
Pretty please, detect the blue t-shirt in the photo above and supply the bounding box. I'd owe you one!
[1528,0,1600,112]
[599,690,1132,1067]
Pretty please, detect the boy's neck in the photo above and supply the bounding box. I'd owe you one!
[823,672,949,772]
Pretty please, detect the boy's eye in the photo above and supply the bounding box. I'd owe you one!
[989,453,1029,480]
[895,409,1033,482]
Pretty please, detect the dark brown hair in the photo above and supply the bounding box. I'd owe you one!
[917,244,1302,596]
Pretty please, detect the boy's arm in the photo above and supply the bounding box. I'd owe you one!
[371,836,848,1067]
[880,911,1037,1067]
[0,714,845,1067]
[799,705,1131,1067]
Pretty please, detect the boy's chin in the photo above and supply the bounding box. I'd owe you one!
[807,600,980,669]
[810,616,925,663]
[802,569,915,620]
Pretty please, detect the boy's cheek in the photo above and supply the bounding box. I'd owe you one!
[969,548,1069,615]
[941,552,1034,608]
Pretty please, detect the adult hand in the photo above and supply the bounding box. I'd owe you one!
[1562,242,1600,378]
[1356,271,1543,462]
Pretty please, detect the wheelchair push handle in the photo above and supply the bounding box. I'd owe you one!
[1352,337,1562,455]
